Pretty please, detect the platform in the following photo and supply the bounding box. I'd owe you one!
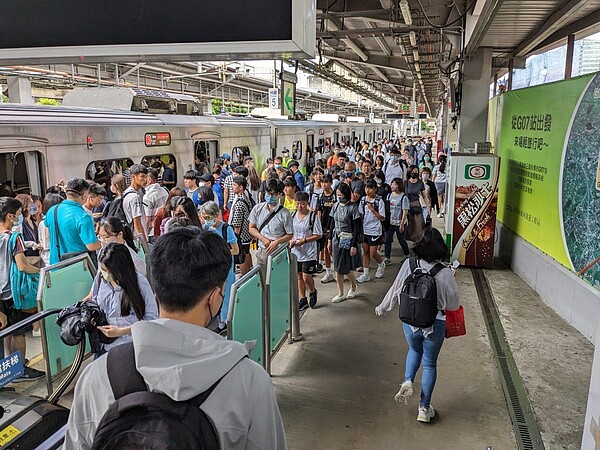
[272,218,594,449]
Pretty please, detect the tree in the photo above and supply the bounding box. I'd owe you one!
[0,94,8,103]
[36,98,61,106]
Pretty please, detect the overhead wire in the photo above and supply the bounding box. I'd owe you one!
[415,0,477,29]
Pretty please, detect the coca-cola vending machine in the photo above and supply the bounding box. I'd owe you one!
[444,153,500,268]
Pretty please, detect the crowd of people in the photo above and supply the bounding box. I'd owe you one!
[0,133,459,445]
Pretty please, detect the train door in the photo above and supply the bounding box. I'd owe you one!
[0,142,47,196]
[231,146,251,165]
[193,138,219,171]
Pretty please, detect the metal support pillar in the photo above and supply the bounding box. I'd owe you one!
[507,58,514,91]
[565,34,575,80]
[493,73,498,96]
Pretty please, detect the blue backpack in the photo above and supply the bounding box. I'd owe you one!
[9,232,39,310]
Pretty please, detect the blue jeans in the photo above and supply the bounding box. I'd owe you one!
[384,225,410,258]
[403,319,446,408]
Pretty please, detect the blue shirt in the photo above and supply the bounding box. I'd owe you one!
[294,170,305,191]
[45,200,99,265]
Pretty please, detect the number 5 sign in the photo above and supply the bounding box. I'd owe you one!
[269,88,279,109]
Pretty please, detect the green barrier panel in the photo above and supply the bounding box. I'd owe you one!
[228,267,265,365]
[268,247,291,353]
[38,256,95,380]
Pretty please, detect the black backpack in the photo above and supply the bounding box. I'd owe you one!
[221,221,245,265]
[92,342,240,450]
[398,257,445,328]
[102,191,135,229]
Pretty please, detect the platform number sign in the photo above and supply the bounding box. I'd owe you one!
[269,88,279,109]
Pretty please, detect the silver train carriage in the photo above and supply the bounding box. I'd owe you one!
[0,104,393,196]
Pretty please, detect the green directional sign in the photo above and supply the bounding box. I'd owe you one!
[280,79,296,117]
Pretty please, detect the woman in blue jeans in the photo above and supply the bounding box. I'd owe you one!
[375,227,460,423]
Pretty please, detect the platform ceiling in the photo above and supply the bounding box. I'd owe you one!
[315,0,600,115]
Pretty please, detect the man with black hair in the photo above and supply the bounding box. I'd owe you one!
[64,228,287,449]
[229,176,253,275]
[161,156,176,188]
[384,147,407,184]
[0,196,43,381]
[143,168,168,237]
[249,178,293,267]
[0,184,15,198]
[343,161,364,203]
[184,169,201,207]
[287,160,305,191]
[83,182,106,220]
[223,163,247,212]
[45,179,101,265]
[122,164,149,247]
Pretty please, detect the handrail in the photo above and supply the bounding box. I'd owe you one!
[34,424,67,450]
[0,308,62,341]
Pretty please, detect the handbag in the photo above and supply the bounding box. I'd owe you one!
[9,232,39,310]
[445,306,466,338]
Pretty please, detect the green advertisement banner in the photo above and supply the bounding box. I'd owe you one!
[491,73,600,289]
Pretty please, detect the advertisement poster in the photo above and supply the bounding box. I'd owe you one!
[449,155,499,268]
[491,73,600,289]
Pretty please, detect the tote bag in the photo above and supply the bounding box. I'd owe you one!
[9,232,39,310]
[445,305,466,338]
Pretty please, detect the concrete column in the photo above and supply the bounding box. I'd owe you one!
[7,76,34,104]
[457,47,493,152]
[507,58,514,91]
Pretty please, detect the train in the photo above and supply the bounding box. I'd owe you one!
[0,104,394,196]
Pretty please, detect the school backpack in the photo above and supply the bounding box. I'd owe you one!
[102,191,135,229]
[398,257,445,328]
[92,342,240,450]
[382,193,392,232]
[359,196,385,228]
[292,210,317,232]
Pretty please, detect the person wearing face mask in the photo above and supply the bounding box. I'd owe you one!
[343,161,364,203]
[420,167,439,220]
[200,201,239,334]
[14,194,43,268]
[64,229,287,449]
[98,217,146,275]
[0,196,43,381]
[405,165,431,242]
[45,179,102,265]
[373,169,391,199]
[90,243,157,357]
[249,178,293,269]
[327,183,361,303]
[419,153,434,171]
[261,157,275,181]
[384,148,407,185]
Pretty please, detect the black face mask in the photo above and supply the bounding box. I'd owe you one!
[410,173,419,179]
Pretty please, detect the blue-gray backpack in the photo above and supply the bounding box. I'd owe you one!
[398,257,445,328]
[92,342,242,450]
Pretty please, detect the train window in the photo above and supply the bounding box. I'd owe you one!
[333,132,339,145]
[318,138,325,147]
[0,151,45,196]
[325,137,331,150]
[292,141,302,161]
[231,146,251,165]
[141,154,177,188]
[85,158,134,192]
[368,132,373,143]
[194,140,219,171]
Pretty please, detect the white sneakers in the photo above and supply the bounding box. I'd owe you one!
[383,258,391,265]
[417,405,436,423]
[331,294,346,303]
[394,380,413,404]
[347,288,357,298]
[320,272,335,283]
[375,262,386,279]
[356,273,370,283]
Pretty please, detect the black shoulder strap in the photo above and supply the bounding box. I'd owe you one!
[221,222,229,241]
[429,262,446,277]
[309,211,316,231]
[107,342,147,400]
[258,204,282,232]
[409,256,417,273]
[53,204,61,259]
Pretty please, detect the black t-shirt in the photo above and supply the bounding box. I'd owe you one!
[350,178,364,199]
[317,192,337,231]
[162,167,175,183]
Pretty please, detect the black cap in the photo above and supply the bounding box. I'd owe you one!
[66,178,90,195]
[288,160,299,168]
[199,173,213,182]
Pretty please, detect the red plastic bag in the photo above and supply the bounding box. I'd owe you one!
[445,306,466,338]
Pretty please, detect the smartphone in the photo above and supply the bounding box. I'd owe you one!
[450,260,460,270]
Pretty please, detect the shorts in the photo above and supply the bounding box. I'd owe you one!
[435,182,446,194]
[363,234,384,246]
[0,298,35,336]
[297,260,318,274]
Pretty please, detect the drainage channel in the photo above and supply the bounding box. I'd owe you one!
[471,268,545,450]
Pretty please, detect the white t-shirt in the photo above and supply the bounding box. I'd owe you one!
[433,165,447,183]
[291,211,323,262]
[358,196,385,237]
[122,187,147,236]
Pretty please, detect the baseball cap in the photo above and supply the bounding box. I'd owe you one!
[222,153,231,160]
[199,173,213,183]
[288,160,299,168]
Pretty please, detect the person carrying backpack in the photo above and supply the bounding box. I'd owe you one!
[63,228,286,449]
[374,227,460,423]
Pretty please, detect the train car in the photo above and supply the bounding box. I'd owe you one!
[0,104,393,196]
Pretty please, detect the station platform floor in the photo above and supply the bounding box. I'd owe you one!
[271,218,594,450]
[11,219,596,449]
